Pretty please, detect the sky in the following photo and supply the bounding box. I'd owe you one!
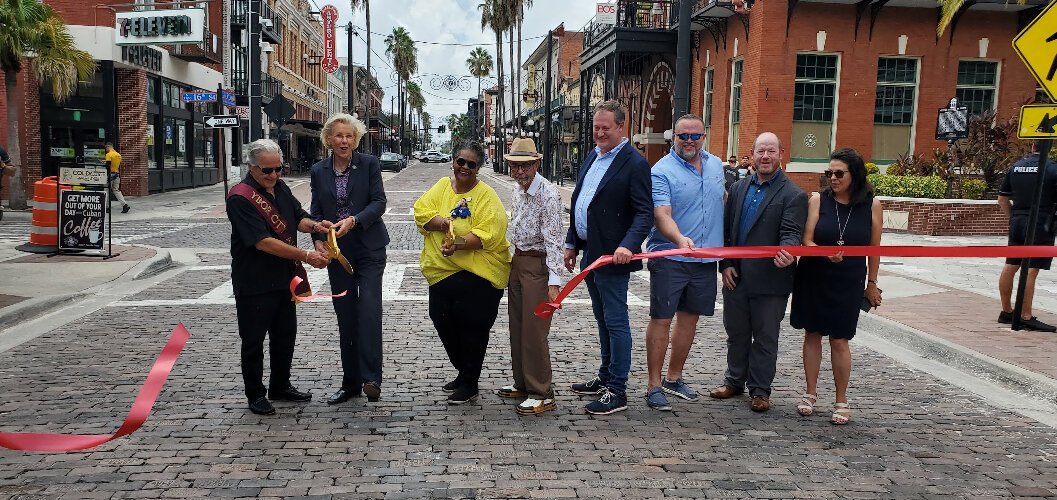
[319,0,599,143]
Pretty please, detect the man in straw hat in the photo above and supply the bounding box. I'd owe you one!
[497,137,566,415]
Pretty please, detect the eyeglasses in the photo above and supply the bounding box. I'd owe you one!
[255,166,281,175]
[455,157,479,169]
[676,133,704,141]
[509,161,538,171]
[823,169,847,179]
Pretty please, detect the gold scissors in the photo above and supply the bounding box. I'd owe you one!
[326,227,354,274]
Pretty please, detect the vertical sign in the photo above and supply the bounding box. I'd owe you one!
[59,189,107,250]
[320,5,339,74]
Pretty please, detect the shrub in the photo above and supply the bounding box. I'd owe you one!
[868,174,947,199]
[960,179,987,200]
[865,162,880,175]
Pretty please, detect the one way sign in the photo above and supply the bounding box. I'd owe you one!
[204,115,239,128]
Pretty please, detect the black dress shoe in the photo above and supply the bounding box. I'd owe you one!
[248,397,276,415]
[442,379,461,392]
[269,386,312,402]
[363,382,381,402]
[327,387,361,405]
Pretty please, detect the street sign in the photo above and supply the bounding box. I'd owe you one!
[935,97,969,141]
[182,90,236,106]
[204,115,239,128]
[1018,104,1057,139]
[234,106,250,120]
[1013,0,1057,100]
[182,91,216,103]
[264,94,296,122]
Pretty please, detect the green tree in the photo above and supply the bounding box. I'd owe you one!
[479,0,510,161]
[937,0,1025,36]
[348,0,371,74]
[511,0,534,123]
[384,26,417,155]
[1,0,95,209]
[466,47,492,140]
[405,81,425,150]
[446,113,472,143]
[421,111,432,145]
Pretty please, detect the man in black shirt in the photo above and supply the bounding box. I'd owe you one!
[724,155,740,191]
[227,139,332,415]
[997,143,1057,332]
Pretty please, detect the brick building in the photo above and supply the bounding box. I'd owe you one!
[520,24,583,180]
[4,0,226,198]
[578,0,1042,194]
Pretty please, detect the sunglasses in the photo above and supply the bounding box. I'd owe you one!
[509,161,538,171]
[823,169,847,179]
[455,157,479,169]
[676,133,704,141]
[256,166,281,175]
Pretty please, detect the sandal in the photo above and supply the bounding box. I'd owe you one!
[830,402,851,425]
[796,393,817,416]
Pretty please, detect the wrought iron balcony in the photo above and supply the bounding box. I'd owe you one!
[582,1,676,50]
[168,30,222,65]
[231,0,283,44]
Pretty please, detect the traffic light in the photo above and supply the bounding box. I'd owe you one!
[438,125,446,133]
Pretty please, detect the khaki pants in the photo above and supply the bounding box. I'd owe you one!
[507,254,554,399]
[109,175,128,207]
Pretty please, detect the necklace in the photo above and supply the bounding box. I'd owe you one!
[835,198,853,246]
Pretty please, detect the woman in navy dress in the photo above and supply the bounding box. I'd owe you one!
[790,148,882,425]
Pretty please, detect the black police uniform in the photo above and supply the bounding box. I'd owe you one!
[227,175,311,401]
[999,153,1057,269]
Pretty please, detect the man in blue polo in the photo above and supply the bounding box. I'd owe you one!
[643,113,725,411]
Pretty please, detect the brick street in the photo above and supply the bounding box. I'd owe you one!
[2,162,1057,499]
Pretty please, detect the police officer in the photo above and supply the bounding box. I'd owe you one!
[997,142,1057,332]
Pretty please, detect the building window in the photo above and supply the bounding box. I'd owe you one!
[956,60,998,116]
[146,77,158,105]
[792,53,839,161]
[703,67,714,139]
[728,59,742,157]
[874,57,918,161]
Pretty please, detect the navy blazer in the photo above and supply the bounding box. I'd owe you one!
[565,143,654,274]
[720,171,807,296]
[309,152,390,253]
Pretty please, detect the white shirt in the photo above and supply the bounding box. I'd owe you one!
[508,172,565,286]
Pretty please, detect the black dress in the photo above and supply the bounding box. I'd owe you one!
[790,192,873,339]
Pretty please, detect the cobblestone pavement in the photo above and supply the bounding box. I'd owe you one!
[2,163,1057,499]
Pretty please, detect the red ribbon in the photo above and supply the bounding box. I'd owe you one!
[534,245,1057,319]
[290,276,347,303]
[0,323,191,452]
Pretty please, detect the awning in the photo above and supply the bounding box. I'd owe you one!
[280,119,323,137]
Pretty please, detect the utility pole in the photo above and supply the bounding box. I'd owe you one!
[543,29,553,182]
[673,0,691,119]
[249,0,263,141]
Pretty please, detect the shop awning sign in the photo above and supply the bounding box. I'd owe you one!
[320,5,340,74]
[59,165,108,186]
[204,115,239,128]
[596,3,617,25]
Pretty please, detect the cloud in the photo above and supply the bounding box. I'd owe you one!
[326,0,597,124]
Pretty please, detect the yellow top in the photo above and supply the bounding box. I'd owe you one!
[105,150,122,173]
[414,176,511,289]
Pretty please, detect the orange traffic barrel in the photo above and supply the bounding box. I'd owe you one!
[16,176,67,253]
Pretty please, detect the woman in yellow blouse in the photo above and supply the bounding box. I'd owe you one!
[414,140,511,405]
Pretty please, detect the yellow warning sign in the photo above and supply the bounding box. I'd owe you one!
[1019,104,1057,139]
[1013,0,1057,101]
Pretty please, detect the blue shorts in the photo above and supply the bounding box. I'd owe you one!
[647,258,718,319]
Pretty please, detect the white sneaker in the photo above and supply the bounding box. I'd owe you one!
[516,397,557,415]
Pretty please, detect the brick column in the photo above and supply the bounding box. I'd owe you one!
[115,68,148,196]
[22,69,42,198]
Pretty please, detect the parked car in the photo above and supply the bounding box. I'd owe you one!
[380,152,406,172]
[422,150,450,163]
[412,150,426,160]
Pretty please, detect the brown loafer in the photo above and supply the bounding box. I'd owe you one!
[709,385,744,399]
[750,395,770,412]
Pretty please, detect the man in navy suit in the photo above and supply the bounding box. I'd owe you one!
[564,100,654,415]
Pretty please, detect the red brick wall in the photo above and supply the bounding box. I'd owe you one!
[115,68,148,196]
[22,69,41,201]
[691,2,1035,162]
[881,199,1008,236]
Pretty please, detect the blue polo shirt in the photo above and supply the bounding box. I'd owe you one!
[574,138,629,241]
[647,148,725,263]
[736,168,785,246]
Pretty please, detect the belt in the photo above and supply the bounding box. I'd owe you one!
[514,248,546,257]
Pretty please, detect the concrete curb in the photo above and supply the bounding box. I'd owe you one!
[128,244,175,280]
[859,312,1057,404]
[0,293,88,333]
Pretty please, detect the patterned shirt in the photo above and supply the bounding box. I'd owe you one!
[335,167,352,220]
[509,173,565,286]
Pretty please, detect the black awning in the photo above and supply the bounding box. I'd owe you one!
[284,118,323,130]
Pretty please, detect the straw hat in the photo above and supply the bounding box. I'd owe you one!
[504,137,542,161]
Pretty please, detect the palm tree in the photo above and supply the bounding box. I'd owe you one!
[384,27,417,155]
[512,0,534,126]
[405,81,425,150]
[937,0,1025,35]
[466,47,493,140]
[349,0,371,151]
[479,0,510,167]
[1,0,95,209]
[421,111,432,145]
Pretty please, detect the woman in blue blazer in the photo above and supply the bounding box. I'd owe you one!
[310,113,390,404]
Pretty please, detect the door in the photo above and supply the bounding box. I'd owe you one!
[45,126,108,178]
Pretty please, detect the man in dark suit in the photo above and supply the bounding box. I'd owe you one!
[310,114,390,404]
[564,100,654,415]
[710,132,807,412]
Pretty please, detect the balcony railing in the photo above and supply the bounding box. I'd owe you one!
[232,73,282,101]
[168,30,222,65]
[583,1,676,49]
[231,0,283,44]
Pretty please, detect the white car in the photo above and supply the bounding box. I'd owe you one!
[422,150,450,163]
